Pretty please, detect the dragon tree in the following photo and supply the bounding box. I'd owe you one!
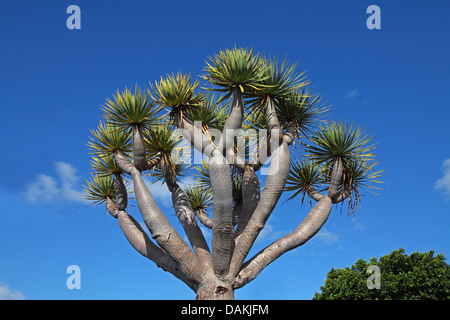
[84,48,382,300]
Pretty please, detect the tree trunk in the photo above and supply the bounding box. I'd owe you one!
[195,274,235,300]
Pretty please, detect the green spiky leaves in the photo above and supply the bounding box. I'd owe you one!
[185,185,212,213]
[285,160,322,203]
[102,86,162,130]
[144,125,190,185]
[276,89,329,138]
[305,121,376,164]
[286,121,382,212]
[84,48,383,217]
[202,47,269,94]
[88,121,132,156]
[183,93,228,132]
[149,72,204,111]
[246,57,308,106]
[84,174,115,205]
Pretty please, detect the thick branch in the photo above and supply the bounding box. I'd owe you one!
[217,87,245,153]
[171,183,213,269]
[113,173,127,211]
[234,165,260,243]
[114,151,135,175]
[228,98,289,278]
[333,184,351,203]
[250,97,286,170]
[130,164,204,284]
[195,209,213,229]
[229,140,291,278]
[209,148,234,277]
[233,196,333,289]
[117,211,196,290]
[105,197,120,218]
[328,156,343,200]
[265,97,281,133]
[174,113,213,156]
[307,186,325,202]
[132,125,149,171]
[104,196,196,289]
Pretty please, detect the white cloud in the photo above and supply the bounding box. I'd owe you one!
[25,174,59,202]
[25,162,87,204]
[315,229,339,245]
[346,89,359,99]
[0,284,25,300]
[351,216,366,230]
[435,158,450,200]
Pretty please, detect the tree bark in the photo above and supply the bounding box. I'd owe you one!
[129,165,205,284]
[132,125,149,171]
[209,149,233,277]
[233,195,333,289]
[229,140,291,278]
[171,183,212,269]
[195,273,235,300]
[234,165,260,243]
[217,87,244,155]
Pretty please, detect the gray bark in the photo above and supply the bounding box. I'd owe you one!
[195,210,213,229]
[234,166,260,244]
[217,87,245,155]
[130,166,204,284]
[171,183,213,269]
[233,195,333,289]
[209,149,233,277]
[132,125,149,171]
[229,140,291,278]
[174,113,213,156]
[328,156,343,200]
[117,211,196,290]
[113,173,127,211]
[228,98,291,279]
[195,274,234,300]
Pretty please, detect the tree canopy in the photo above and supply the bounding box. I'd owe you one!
[314,248,450,300]
[83,47,383,299]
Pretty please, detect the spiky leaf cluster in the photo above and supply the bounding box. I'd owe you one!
[185,185,212,213]
[202,47,269,94]
[102,86,162,129]
[286,121,382,212]
[84,48,382,217]
[149,73,204,111]
[84,174,115,205]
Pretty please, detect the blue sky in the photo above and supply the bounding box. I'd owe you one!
[0,0,449,300]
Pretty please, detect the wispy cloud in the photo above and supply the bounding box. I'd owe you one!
[0,284,25,300]
[346,89,359,99]
[314,229,339,245]
[435,158,450,200]
[351,216,366,230]
[25,162,87,204]
[346,89,369,105]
